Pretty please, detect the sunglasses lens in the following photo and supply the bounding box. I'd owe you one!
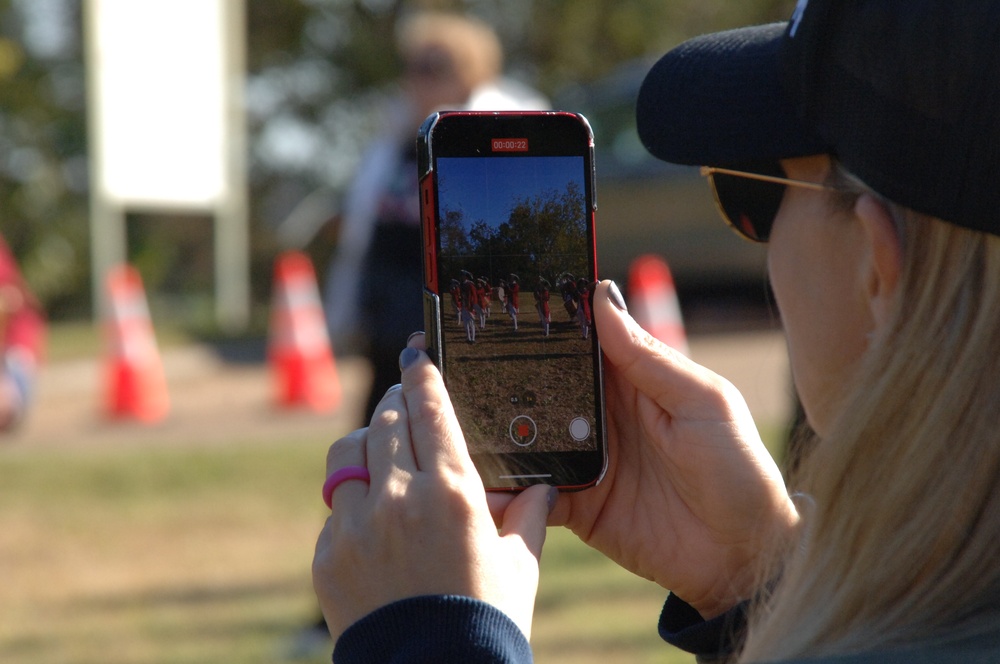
[710,166,787,242]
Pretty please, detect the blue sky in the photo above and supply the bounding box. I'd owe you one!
[436,156,584,230]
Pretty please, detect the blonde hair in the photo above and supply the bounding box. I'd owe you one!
[396,11,502,91]
[740,171,1000,660]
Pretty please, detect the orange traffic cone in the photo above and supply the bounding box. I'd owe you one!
[627,254,689,356]
[268,251,341,412]
[103,264,170,423]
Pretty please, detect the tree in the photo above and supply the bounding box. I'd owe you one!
[0,0,89,317]
[0,0,796,322]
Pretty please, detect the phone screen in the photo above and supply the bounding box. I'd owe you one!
[419,111,606,490]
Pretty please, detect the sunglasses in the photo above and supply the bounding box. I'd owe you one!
[700,164,844,242]
[405,49,456,81]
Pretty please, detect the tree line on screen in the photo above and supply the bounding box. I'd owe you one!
[438,181,589,284]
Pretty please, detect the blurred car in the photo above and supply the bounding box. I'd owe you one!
[555,60,769,301]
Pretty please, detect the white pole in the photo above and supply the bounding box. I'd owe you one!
[216,0,250,332]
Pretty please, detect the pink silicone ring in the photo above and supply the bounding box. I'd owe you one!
[322,465,371,509]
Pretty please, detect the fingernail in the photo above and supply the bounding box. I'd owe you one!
[608,280,627,312]
[399,346,421,371]
[406,331,425,345]
[385,383,402,395]
[547,486,559,514]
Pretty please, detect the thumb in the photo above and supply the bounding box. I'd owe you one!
[498,484,555,560]
[593,279,682,366]
[593,280,710,407]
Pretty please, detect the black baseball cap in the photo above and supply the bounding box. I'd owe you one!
[636,0,1000,236]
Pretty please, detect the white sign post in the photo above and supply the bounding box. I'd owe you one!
[84,0,249,331]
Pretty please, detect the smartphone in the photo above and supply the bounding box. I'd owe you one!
[417,110,607,491]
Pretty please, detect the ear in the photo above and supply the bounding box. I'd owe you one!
[855,193,902,329]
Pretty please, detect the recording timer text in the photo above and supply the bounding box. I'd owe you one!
[491,138,529,152]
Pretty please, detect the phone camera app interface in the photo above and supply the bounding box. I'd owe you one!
[436,154,597,456]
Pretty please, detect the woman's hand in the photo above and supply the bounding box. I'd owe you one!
[550,280,799,619]
[312,345,554,642]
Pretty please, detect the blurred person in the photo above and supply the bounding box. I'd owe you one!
[448,278,462,323]
[298,10,547,658]
[497,278,507,313]
[0,235,45,433]
[321,10,546,422]
[557,271,578,319]
[459,271,477,343]
[479,275,492,319]
[505,273,519,331]
[325,11,499,424]
[533,277,550,337]
[312,2,1000,663]
[474,277,487,330]
[575,277,592,340]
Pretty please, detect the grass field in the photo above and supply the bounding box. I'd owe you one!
[0,322,790,663]
[0,430,696,664]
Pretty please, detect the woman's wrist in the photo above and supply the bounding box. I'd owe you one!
[334,595,532,664]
